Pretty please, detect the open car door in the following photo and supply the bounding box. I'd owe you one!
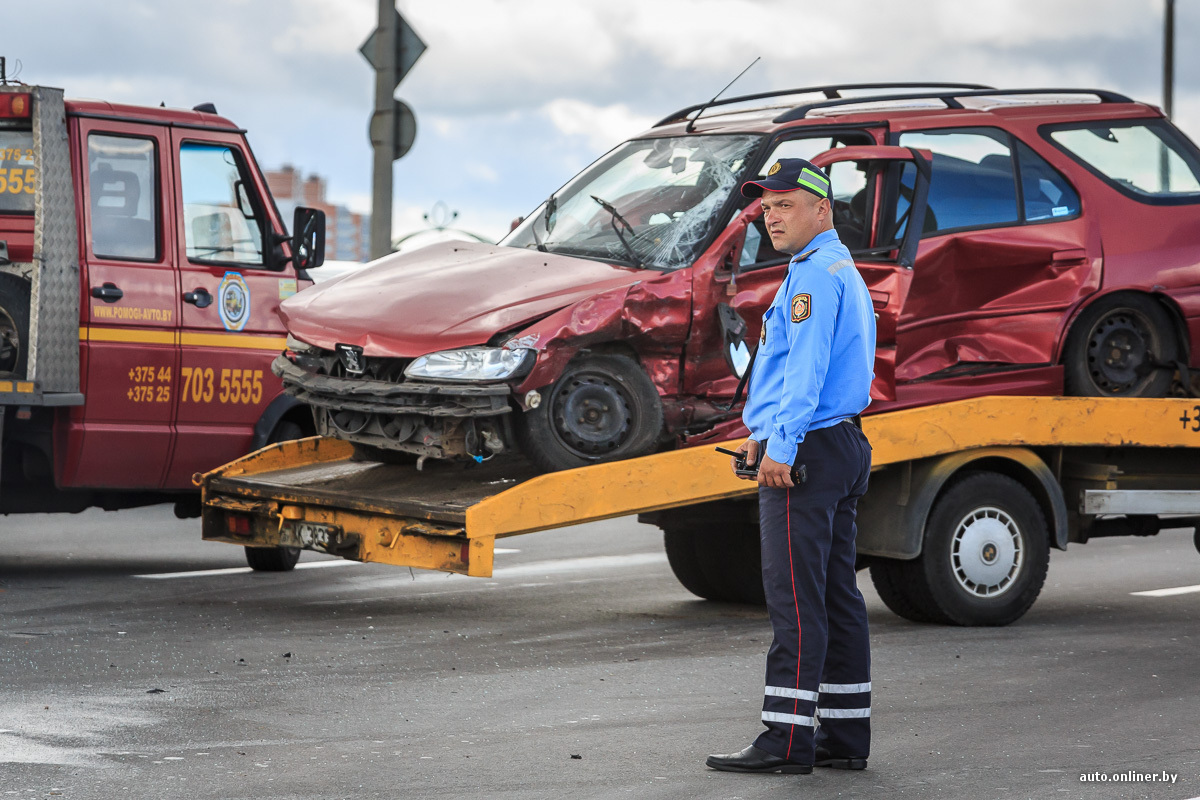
[699,145,931,404]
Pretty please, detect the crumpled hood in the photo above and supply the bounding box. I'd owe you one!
[280,241,644,357]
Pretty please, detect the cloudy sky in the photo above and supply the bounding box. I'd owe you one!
[8,0,1199,245]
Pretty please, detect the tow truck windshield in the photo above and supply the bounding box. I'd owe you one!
[0,126,35,214]
[504,134,759,270]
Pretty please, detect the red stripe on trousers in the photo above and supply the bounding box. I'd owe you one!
[786,486,802,759]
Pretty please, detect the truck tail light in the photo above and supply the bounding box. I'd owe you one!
[0,93,32,118]
[226,513,252,536]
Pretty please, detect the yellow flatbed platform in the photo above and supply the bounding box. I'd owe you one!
[199,396,1200,577]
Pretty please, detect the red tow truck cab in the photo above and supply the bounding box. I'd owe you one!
[0,83,326,514]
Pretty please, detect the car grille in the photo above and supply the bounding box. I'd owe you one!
[311,349,413,383]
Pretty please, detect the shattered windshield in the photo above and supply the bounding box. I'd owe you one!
[503,134,760,270]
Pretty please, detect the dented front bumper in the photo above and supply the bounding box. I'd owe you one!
[273,354,516,460]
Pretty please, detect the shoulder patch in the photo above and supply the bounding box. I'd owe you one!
[791,293,811,323]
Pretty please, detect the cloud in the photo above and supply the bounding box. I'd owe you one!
[542,99,655,152]
[463,162,500,183]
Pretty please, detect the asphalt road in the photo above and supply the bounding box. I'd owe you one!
[2,506,1199,800]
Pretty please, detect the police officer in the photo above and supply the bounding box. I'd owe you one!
[707,158,875,775]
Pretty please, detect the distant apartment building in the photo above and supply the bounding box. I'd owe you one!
[265,165,369,262]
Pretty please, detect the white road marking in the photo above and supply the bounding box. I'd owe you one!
[494,548,520,554]
[134,560,362,580]
[1131,584,1200,598]
[135,549,660,583]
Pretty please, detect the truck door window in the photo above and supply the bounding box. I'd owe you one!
[894,128,1019,236]
[180,142,264,266]
[0,125,35,214]
[86,134,159,261]
[741,133,874,268]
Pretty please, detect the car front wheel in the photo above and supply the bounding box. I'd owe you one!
[517,354,663,472]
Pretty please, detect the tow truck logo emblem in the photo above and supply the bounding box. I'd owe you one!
[217,272,250,332]
[336,344,365,375]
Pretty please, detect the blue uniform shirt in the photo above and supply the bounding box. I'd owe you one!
[742,228,876,467]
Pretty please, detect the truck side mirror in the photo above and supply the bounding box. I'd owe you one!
[292,207,326,270]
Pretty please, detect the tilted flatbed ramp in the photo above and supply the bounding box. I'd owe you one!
[199,396,1200,576]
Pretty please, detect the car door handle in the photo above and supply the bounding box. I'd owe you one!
[184,288,213,308]
[90,282,124,303]
[1051,248,1089,266]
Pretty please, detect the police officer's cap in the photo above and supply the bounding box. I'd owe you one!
[742,158,831,201]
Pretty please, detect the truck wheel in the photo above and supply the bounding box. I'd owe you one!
[0,273,31,379]
[664,527,720,600]
[868,557,953,624]
[517,354,663,472]
[247,416,306,572]
[917,473,1050,626]
[267,420,306,445]
[244,545,301,572]
[663,522,765,605]
[1064,293,1178,398]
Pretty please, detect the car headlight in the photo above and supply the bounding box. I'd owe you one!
[286,333,320,354]
[404,347,534,382]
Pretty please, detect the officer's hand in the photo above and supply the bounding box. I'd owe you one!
[732,439,759,479]
[757,454,795,489]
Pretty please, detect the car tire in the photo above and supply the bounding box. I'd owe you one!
[244,545,301,572]
[914,472,1050,626]
[517,354,663,472]
[0,272,31,379]
[1064,293,1179,397]
[663,521,765,605]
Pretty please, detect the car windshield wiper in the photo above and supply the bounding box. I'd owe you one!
[529,216,549,253]
[526,192,560,253]
[590,194,645,269]
[545,191,557,235]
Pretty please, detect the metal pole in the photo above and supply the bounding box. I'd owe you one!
[1164,0,1176,119]
[370,0,397,260]
[1161,0,1176,191]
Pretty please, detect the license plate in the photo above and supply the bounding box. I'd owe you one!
[279,521,341,550]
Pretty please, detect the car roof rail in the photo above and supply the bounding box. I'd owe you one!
[653,82,995,128]
[772,87,1138,123]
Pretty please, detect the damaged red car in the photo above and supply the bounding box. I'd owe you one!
[276,83,1200,471]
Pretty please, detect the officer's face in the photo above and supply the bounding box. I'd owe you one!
[760,190,831,254]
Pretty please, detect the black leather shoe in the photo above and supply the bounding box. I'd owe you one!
[814,745,868,770]
[706,744,813,774]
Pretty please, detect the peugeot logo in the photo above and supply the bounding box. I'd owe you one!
[335,343,365,375]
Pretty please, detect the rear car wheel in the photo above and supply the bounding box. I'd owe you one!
[1064,293,1178,397]
[0,273,31,379]
[517,354,663,472]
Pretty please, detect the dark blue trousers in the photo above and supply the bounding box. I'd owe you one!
[754,420,872,764]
